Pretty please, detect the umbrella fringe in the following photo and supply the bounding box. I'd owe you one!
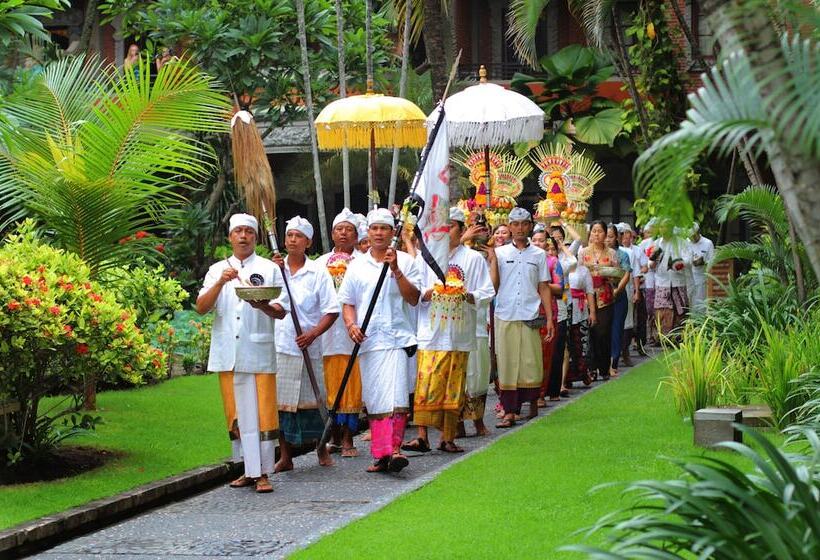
[445,117,544,149]
[316,121,427,150]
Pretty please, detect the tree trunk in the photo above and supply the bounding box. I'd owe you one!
[702,0,820,282]
[335,0,351,209]
[422,0,448,100]
[610,7,651,145]
[295,0,330,253]
[388,1,413,207]
[78,0,99,53]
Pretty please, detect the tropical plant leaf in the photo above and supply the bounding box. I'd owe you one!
[573,107,623,145]
[505,0,552,68]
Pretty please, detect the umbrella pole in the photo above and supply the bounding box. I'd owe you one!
[318,106,448,450]
[369,129,378,209]
[484,145,492,212]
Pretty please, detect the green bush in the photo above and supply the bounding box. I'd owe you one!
[661,322,728,421]
[104,262,189,329]
[566,427,820,559]
[0,222,166,465]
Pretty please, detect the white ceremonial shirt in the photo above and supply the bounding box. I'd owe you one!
[417,245,495,352]
[639,238,656,290]
[689,235,715,286]
[200,253,290,373]
[273,256,339,359]
[568,265,594,325]
[494,242,550,322]
[316,249,357,356]
[337,249,422,354]
[654,238,692,289]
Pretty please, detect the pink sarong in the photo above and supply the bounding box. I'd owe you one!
[369,413,408,459]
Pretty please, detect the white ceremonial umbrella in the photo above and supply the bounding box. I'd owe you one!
[427,65,544,210]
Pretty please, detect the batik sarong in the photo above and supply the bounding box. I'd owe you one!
[277,354,325,445]
[414,350,469,441]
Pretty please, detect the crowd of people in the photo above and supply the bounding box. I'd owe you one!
[196,207,714,492]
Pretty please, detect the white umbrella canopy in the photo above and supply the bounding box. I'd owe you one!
[427,66,545,148]
[428,65,545,213]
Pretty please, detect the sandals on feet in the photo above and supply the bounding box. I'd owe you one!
[229,475,255,488]
[496,418,516,429]
[366,457,389,473]
[438,441,464,453]
[326,443,341,454]
[255,475,273,493]
[341,446,359,458]
[388,453,409,472]
[401,438,431,453]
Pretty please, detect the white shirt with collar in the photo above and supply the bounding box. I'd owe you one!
[316,248,358,357]
[689,235,715,285]
[417,245,495,352]
[654,238,692,289]
[639,238,656,289]
[337,249,422,354]
[494,242,550,322]
[200,253,290,373]
[273,255,339,359]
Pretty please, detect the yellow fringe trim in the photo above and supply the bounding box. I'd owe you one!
[316,122,427,150]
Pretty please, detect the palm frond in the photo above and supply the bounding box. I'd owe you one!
[634,51,773,228]
[0,54,102,145]
[506,0,552,68]
[568,0,616,49]
[715,185,789,241]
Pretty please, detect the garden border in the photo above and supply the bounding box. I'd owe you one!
[0,459,241,559]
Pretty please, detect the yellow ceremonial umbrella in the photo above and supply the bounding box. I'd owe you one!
[315,82,427,207]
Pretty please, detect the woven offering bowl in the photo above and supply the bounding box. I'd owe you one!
[235,286,282,302]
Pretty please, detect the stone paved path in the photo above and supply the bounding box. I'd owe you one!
[34,353,653,559]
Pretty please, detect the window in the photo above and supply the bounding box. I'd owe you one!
[689,0,716,61]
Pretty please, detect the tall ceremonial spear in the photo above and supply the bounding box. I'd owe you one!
[317,55,460,449]
[231,110,329,423]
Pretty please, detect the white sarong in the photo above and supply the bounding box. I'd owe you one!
[359,348,410,416]
[234,372,276,478]
[465,339,491,397]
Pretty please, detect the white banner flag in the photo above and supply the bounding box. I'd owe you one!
[415,117,450,279]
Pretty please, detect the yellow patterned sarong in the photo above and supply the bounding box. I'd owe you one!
[323,355,363,414]
[414,350,469,440]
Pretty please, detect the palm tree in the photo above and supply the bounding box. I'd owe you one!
[0,54,230,276]
[295,0,330,252]
[634,0,820,283]
[713,185,813,295]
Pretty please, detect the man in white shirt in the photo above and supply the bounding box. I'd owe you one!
[196,213,289,494]
[403,208,494,453]
[338,208,422,473]
[618,224,642,365]
[488,207,554,429]
[315,209,363,458]
[638,221,658,346]
[652,233,692,337]
[272,216,339,473]
[688,223,715,312]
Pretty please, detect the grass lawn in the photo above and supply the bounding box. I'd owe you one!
[0,374,226,530]
[295,358,770,560]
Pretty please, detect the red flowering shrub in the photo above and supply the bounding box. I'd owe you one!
[0,222,166,464]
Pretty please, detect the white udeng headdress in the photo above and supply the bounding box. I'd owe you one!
[285,215,314,240]
[228,213,258,234]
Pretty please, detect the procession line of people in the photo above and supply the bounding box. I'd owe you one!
[196,207,713,491]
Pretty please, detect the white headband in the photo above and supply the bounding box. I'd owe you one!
[449,207,466,223]
[367,208,395,228]
[333,207,358,229]
[508,207,531,222]
[228,213,258,234]
[285,215,314,240]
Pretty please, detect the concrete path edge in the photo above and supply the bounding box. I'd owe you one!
[0,460,242,558]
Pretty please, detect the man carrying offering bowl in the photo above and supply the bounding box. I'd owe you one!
[196,213,289,494]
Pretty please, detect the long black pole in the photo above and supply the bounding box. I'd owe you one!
[262,205,329,423]
[318,106,448,449]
